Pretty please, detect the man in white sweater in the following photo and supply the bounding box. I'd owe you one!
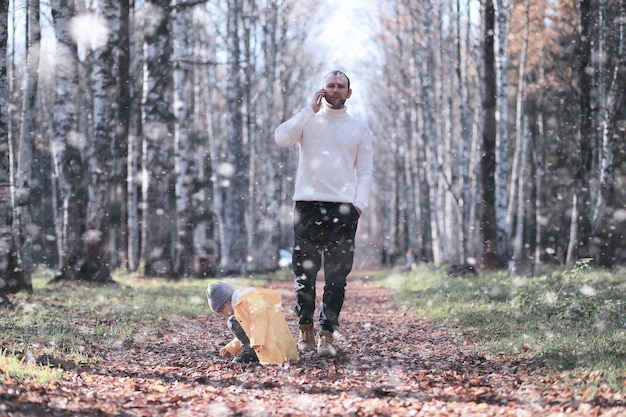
[275,70,374,356]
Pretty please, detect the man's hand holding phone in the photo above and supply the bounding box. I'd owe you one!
[310,89,326,113]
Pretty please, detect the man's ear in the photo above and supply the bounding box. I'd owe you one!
[347,89,352,99]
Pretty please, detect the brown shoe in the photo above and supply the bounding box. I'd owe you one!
[297,324,316,351]
[317,330,337,357]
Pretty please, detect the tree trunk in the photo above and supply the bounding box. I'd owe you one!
[534,58,546,264]
[572,0,594,262]
[0,1,28,300]
[50,0,89,282]
[15,0,41,286]
[510,0,529,267]
[254,1,282,271]
[512,116,529,271]
[201,47,221,276]
[127,3,142,273]
[172,1,195,277]
[142,0,175,277]
[495,0,510,267]
[566,193,578,264]
[591,0,626,266]
[221,0,249,275]
[456,0,471,264]
[240,0,260,272]
[419,66,435,264]
[481,0,499,269]
[83,0,119,283]
[115,0,131,271]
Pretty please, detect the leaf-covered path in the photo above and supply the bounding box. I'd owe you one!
[2,279,625,416]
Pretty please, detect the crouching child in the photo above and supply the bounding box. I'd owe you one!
[207,281,299,364]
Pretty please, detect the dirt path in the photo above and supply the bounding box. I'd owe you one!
[3,279,626,416]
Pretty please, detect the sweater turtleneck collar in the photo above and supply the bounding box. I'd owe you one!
[320,104,348,117]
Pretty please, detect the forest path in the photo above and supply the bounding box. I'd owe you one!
[4,279,625,416]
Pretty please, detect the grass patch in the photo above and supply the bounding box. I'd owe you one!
[0,349,63,384]
[382,260,626,392]
[0,268,286,385]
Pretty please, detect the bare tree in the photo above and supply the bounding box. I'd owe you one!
[567,0,594,264]
[591,0,626,266]
[249,1,283,271]
[15,0,41,286]
[532,28,547,265]
[172,1,195,277]
[0,0,28,302]
[50,0,89,281]
[509,0,530,271]
[414,0,436,264]
[495,0,510,266]
[220,0,248,275]
[4,0,626,278]
[481,0,499,269]
[142,0,175,277]
[114,0,132,271]
[126,2,142,273]
[83,0,120,283]
[455,0,473,264]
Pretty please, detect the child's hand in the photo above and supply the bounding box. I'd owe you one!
[219,347,230,358]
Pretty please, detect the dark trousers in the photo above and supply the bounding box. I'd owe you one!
[292,201,360,332]
[227,315,250,347]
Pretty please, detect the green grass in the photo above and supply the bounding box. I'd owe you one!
[380,260,626,393]
[3,263,626,394]
[0,268,284,385]
[0,349,63,384]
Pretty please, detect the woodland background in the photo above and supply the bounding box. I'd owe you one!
[0,0,625,295]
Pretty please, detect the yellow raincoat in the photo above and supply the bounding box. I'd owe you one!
[224,289,299,364]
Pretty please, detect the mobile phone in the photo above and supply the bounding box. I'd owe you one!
[317,91,325,106]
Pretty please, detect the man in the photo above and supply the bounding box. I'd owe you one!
[275,70,374,356]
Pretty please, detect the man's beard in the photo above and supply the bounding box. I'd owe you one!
[325,95,346,109]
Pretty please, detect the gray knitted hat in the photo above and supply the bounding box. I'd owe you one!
[207,281,235,313]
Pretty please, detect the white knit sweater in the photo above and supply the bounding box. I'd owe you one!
[275,104,374,212]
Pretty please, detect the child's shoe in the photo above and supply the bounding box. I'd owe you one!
[233,347,259,364]
[317,330,336,357]
[297,324,316,351]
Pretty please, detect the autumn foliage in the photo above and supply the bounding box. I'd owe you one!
[1,274,625,416]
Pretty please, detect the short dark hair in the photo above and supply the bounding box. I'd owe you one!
[325,70,350,89]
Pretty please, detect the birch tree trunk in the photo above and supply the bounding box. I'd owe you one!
[510,0,529,269]
[200,31,221,276]
[15,0,40,285]
[512,116,529,269]
[0,1,28,300]
[534,61,546,264]
[421,64,437,263]
[221,0,248,275]
[424,1,442,264]
[240,0,258,272]
[83,0,119,282]
[51,0,89,281]
[456,0,472,263]
[481,0,499,269]
[467,6,483,263]
[568,0,594,263]
[371,13,405,265]
[172,1,194,277]
[114,0,131,271]
[142,0,175,277]
[409,0,434,263]
[495,0,509,266]
[591,0,626,266]
[254,1,282,271]
[127,3,142,272]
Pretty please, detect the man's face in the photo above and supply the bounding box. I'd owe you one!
[322,73,351,109]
